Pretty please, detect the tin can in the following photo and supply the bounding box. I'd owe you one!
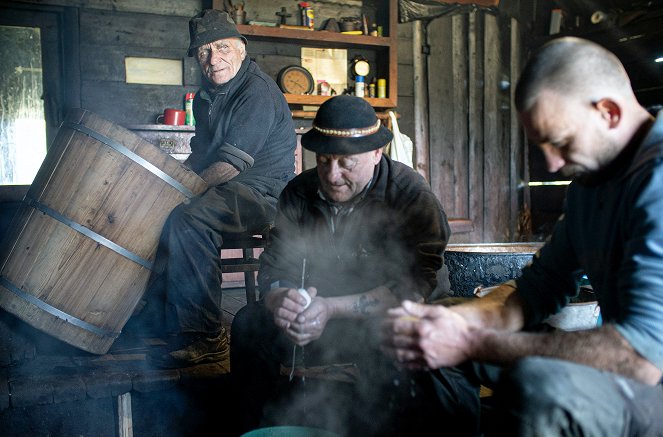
[377,78,387,98]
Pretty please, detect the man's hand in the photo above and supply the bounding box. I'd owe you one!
[266,287,330,346]
[286,293,334,346]
[381,300,473,370]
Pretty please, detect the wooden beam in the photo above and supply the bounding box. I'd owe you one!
[431,0,499,6]
[413,20,429,181]
[117,392,133,437]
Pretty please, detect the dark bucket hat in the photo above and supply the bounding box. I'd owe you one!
[188,9,247,57]
[301,95,393,154]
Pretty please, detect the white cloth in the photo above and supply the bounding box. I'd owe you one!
[387,111,414,168]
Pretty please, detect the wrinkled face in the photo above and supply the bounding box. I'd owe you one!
[316,148,382,203]
[519,90,620,178]
[196,38,246,87]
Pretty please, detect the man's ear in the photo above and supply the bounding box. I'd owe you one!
[373,147,383,164]
[594,98,621,128]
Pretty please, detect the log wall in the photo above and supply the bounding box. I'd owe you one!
[426,10,524,243]
[3,0,413,135]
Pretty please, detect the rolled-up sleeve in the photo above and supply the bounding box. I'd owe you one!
[216,142,254,171]
[615,166,663,371]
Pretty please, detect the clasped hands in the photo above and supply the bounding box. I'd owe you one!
[266,286,330,346]
[380,300,473,370]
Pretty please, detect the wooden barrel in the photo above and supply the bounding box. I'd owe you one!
[0,109,207,354]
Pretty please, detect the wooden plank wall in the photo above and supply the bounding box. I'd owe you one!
[427,10,524,243]
[396,23,414,140]
[5,0,414,167]
[8,0,203,126]
[78,9,200,125]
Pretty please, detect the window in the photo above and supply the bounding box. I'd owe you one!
[0,25,47,185]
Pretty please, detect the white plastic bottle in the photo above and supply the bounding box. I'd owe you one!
[355,76,365,97]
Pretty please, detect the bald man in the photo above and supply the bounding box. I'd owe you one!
[382,37,663,435]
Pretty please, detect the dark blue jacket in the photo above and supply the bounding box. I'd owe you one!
[516,112,663,372]
[189,57,296,199]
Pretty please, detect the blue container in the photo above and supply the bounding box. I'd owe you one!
[242,426,340,437]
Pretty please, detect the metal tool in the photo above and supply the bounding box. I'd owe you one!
[289,258,307,382]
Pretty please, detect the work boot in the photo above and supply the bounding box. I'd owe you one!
[150,327,229,368]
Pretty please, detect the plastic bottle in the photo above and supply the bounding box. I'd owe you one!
[355,76,365,97]
[298,2,314,29]
[185,92,195,126]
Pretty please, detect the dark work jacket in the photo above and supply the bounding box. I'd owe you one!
[188,57,296,199]
[516,112,663,372]
[258,155,451,301]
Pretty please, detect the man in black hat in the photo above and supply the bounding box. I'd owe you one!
[127,10,296,367]
[230,95,480,436]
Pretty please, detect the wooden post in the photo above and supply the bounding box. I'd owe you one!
[413,20,429,182]
[118,392,133,437]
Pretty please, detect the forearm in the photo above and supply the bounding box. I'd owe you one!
[471,324,662,385]
[326,285,400,319]
[199,161,240,186]
[451,284,526,331]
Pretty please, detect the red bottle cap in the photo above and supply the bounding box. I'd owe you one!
[185,92,195,100]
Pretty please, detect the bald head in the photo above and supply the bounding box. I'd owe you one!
[515,37,634,112]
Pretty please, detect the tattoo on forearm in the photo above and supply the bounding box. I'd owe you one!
[353,295,379,314]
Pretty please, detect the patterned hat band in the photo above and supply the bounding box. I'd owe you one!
[312,119,381,138]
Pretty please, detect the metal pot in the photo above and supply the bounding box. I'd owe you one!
[543,287,600,331]
[445,243,544,298]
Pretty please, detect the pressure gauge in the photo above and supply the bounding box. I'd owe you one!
[277,65,315,95]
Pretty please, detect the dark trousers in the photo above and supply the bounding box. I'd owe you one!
[487,357,663,436]
[128,182,276,337]
[230,302,481,437]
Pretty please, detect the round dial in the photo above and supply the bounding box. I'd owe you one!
[277,65,315,95]
[352,59,370,77]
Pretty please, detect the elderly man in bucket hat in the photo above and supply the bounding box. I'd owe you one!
[230,95,481,436]
[125,10,296,367]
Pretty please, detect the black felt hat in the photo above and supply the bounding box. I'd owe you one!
[301,95,393,154]
[187,9,247,57]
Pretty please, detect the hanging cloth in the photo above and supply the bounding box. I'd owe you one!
[387,111,414,168]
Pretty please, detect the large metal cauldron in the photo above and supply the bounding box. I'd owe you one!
[445,243,544,298]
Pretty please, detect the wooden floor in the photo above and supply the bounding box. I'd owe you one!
[0,286,253,436]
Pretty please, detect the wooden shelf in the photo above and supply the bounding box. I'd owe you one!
[237,25,393,48]
[285,94,396,109]
[291,109,394,120]
[236,0,398,112]
[124,124,194,132]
